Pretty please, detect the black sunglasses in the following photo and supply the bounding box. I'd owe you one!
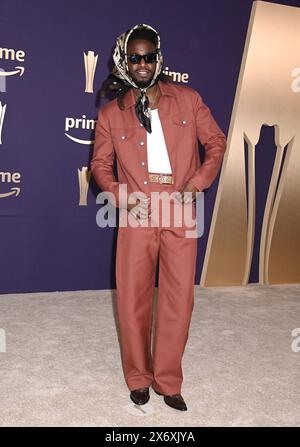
[126,52,157,64]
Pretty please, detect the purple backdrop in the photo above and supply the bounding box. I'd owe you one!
[0,0,298,293]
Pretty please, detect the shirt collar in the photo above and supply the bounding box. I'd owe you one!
[122,79,175,109]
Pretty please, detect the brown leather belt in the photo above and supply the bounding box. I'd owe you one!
[148,173,174,185]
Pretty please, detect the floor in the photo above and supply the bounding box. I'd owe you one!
[0,283,299,426]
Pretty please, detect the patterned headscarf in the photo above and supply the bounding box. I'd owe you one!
[111,23,163,133]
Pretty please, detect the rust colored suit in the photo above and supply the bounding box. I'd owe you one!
[91,80,226,395]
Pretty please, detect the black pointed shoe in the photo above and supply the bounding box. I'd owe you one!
[153,388,187,411]
[130,387,150,405]
[164,394,187,411]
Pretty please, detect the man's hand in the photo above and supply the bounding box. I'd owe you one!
[127,193,151,223]
[175,181,199,204]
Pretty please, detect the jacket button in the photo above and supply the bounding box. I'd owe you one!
[182,120,187,125]
[141,161,145,166]
[140,123,143,127]
[140,141,144,146]
[144,180,148,185]
[121,135,126,140]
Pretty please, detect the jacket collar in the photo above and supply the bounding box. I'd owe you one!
[122,79,175,109]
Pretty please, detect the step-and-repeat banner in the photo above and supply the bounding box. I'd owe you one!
[0,0,299,293]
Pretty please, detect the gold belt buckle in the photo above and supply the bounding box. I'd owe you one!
[149,173,173,184]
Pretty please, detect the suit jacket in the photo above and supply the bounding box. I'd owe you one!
[91,79,227,208]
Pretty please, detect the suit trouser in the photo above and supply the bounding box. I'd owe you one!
[115,182,198,396]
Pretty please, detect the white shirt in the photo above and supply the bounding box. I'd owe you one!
[146,109,172,174]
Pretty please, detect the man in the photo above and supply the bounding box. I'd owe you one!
[91,24,226,411]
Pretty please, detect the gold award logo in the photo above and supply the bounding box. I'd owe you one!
[0,101,7,145]
[201,0,300,286]
[83,50,98,94]
[78,166,91,206]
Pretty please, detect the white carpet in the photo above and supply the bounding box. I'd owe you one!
[0,284,299,427]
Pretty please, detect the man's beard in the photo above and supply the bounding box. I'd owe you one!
[131,72,154,89]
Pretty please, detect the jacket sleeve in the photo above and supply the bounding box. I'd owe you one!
[187,91,227,192]
[90,107,122,208]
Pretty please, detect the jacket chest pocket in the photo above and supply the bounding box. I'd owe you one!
[170,110,196,135]
[111,128,137,162]
[111,127,136,148]
[111,128,136,142]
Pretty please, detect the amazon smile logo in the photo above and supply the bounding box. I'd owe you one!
[0,47,25,92]
[0,171,21,199]
[65,115,96,145]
